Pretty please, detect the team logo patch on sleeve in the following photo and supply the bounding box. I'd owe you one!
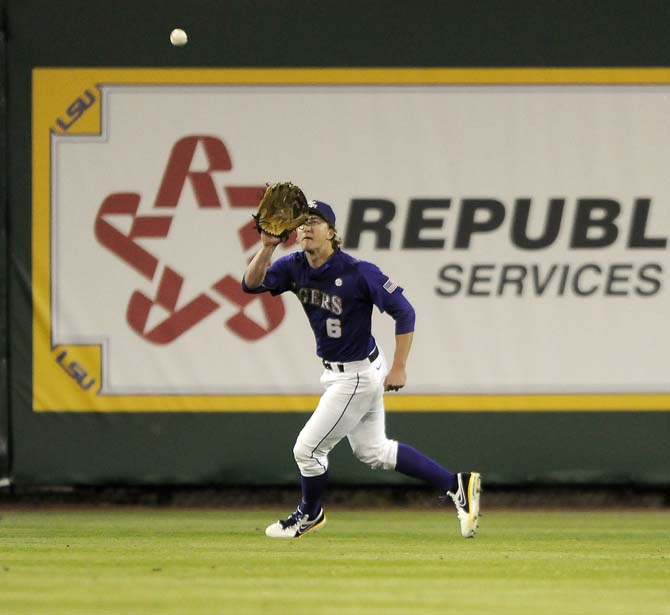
[383,278,398,293]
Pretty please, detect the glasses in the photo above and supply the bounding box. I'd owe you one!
[298,217,327,229]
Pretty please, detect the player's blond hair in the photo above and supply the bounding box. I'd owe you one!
[330,226,342,250]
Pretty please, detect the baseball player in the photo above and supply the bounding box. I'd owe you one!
[242,199,481,539]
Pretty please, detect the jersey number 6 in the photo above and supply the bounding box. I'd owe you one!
[326,318,342,338]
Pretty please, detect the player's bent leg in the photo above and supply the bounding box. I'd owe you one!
[267,364,382,539]
[292,372,376,477]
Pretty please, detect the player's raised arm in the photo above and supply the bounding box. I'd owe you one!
[243,232,281,289]
[244,181,308,290]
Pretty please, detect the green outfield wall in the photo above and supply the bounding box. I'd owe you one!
[3,0,670,486]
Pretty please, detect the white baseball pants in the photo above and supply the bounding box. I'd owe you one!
[293,348,399,476]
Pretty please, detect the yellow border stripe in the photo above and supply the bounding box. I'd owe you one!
[43,393,670,413]
[32,66,670,84]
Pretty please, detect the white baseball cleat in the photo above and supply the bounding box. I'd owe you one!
[447,472,482,538]
[265,506,327,539]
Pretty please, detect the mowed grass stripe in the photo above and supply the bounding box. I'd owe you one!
[0,509,668,615]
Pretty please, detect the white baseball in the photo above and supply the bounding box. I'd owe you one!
[170,28,188,47]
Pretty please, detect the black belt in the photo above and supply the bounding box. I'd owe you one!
[322,346,379,372]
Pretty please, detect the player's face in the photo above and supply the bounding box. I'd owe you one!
[297,216,334,253]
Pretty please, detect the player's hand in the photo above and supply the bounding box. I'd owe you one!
[384,365,406,392]
[260,231,282,247]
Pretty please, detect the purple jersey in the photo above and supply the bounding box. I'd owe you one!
[242,250,415,362]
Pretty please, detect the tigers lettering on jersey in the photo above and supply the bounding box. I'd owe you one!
[296,287,343,316]
[243,250,415,361]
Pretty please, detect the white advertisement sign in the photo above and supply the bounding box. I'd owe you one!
[33,69,670,411]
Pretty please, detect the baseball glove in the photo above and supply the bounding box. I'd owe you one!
[252,181,309,242]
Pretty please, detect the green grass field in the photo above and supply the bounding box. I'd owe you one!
[1,508,669,615]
